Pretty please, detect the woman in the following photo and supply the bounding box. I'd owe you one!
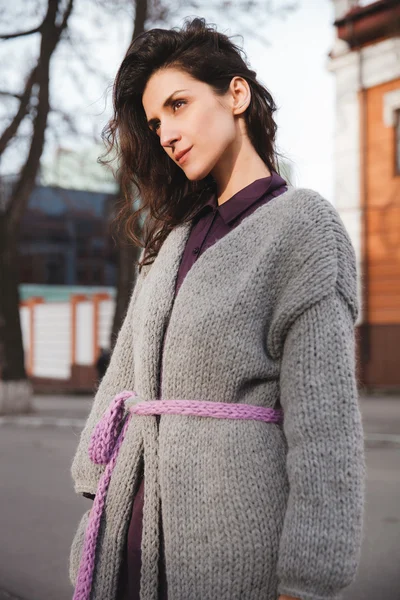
[69,17,366,600]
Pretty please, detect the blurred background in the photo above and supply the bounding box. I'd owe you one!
[0,0,399,599]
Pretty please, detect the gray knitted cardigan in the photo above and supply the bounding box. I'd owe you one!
[69,187,366,600]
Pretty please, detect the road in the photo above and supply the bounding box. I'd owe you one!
[0,393,399,600]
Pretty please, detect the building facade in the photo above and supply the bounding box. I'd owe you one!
[18,184,118,287]
[328,0,400,389]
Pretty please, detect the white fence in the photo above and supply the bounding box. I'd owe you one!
[20,294,114,380]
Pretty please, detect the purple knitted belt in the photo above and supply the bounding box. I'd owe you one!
[73,390,284,600]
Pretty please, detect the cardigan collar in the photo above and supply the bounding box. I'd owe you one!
[192,170,287,226]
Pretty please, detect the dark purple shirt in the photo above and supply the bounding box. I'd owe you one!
[175,171,288,296]
[117,171,288,600]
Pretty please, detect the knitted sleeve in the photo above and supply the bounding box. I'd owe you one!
[267,189,359,361]
[276,286,366,600]
[70,256,148,496]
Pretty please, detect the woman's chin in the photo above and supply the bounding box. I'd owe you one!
[183,164,212,182]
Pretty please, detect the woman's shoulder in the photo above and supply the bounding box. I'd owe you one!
[265,186,359,321]
[267,186,354,261]
[270,186,345,234]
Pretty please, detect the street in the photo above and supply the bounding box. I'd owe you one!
[0,394,399,600]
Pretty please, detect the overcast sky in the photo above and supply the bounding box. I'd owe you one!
[245,0,336,202]
[1,0,337,203]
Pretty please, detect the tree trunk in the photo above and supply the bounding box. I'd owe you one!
[0,0,74,414]
[110,239,141,350]
[0,214,33,414]
[110,184,142,346]
[111,0,148,345]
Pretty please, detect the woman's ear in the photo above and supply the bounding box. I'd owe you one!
[230,76,251,116]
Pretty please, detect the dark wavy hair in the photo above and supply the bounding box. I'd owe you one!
[100,17,286,273]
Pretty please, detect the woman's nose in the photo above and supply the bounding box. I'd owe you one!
[160,126,181,149]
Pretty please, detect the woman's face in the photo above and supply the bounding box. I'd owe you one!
[142,68,249,181]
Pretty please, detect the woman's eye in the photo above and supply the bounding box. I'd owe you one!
[151,100,185,135]
[173,100,185,111]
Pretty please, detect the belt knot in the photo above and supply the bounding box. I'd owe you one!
[88,390,138,464]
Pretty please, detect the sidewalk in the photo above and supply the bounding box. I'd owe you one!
[0,391,399,443]
[0,394,93,428]
[358,392,400,443]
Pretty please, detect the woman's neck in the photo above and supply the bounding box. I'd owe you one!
[212,127,272,206]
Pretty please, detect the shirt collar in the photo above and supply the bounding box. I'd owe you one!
[193,170,287,225]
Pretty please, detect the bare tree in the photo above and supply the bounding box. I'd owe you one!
[0,0,74,414]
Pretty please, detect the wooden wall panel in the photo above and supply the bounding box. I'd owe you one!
[365,79,400,324]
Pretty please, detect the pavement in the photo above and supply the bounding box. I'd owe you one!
[357,391,400,443]
[1,391,400,447]
[0,394,92,428]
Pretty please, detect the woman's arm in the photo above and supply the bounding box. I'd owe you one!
[276,288,366,600]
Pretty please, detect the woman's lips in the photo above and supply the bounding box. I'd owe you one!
[178,147,192,165]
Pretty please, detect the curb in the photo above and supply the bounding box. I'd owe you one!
[0,416,400,447]
[363,432,400,447]
[0,416,86,428]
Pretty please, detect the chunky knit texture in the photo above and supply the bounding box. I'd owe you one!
[70,187,366,600]
[74,393,284,600]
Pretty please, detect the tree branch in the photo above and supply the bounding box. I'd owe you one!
[132,0,149,41]
[0,66,38,157]
[0,90,23,100]
[0,0,73,41]
[63,33,111,83]
[57,0,74,35]
[0,25,41,40]
[6,0,75,234]
[50,106,80,136]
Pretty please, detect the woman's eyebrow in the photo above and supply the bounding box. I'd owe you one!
[147,89,189,128]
